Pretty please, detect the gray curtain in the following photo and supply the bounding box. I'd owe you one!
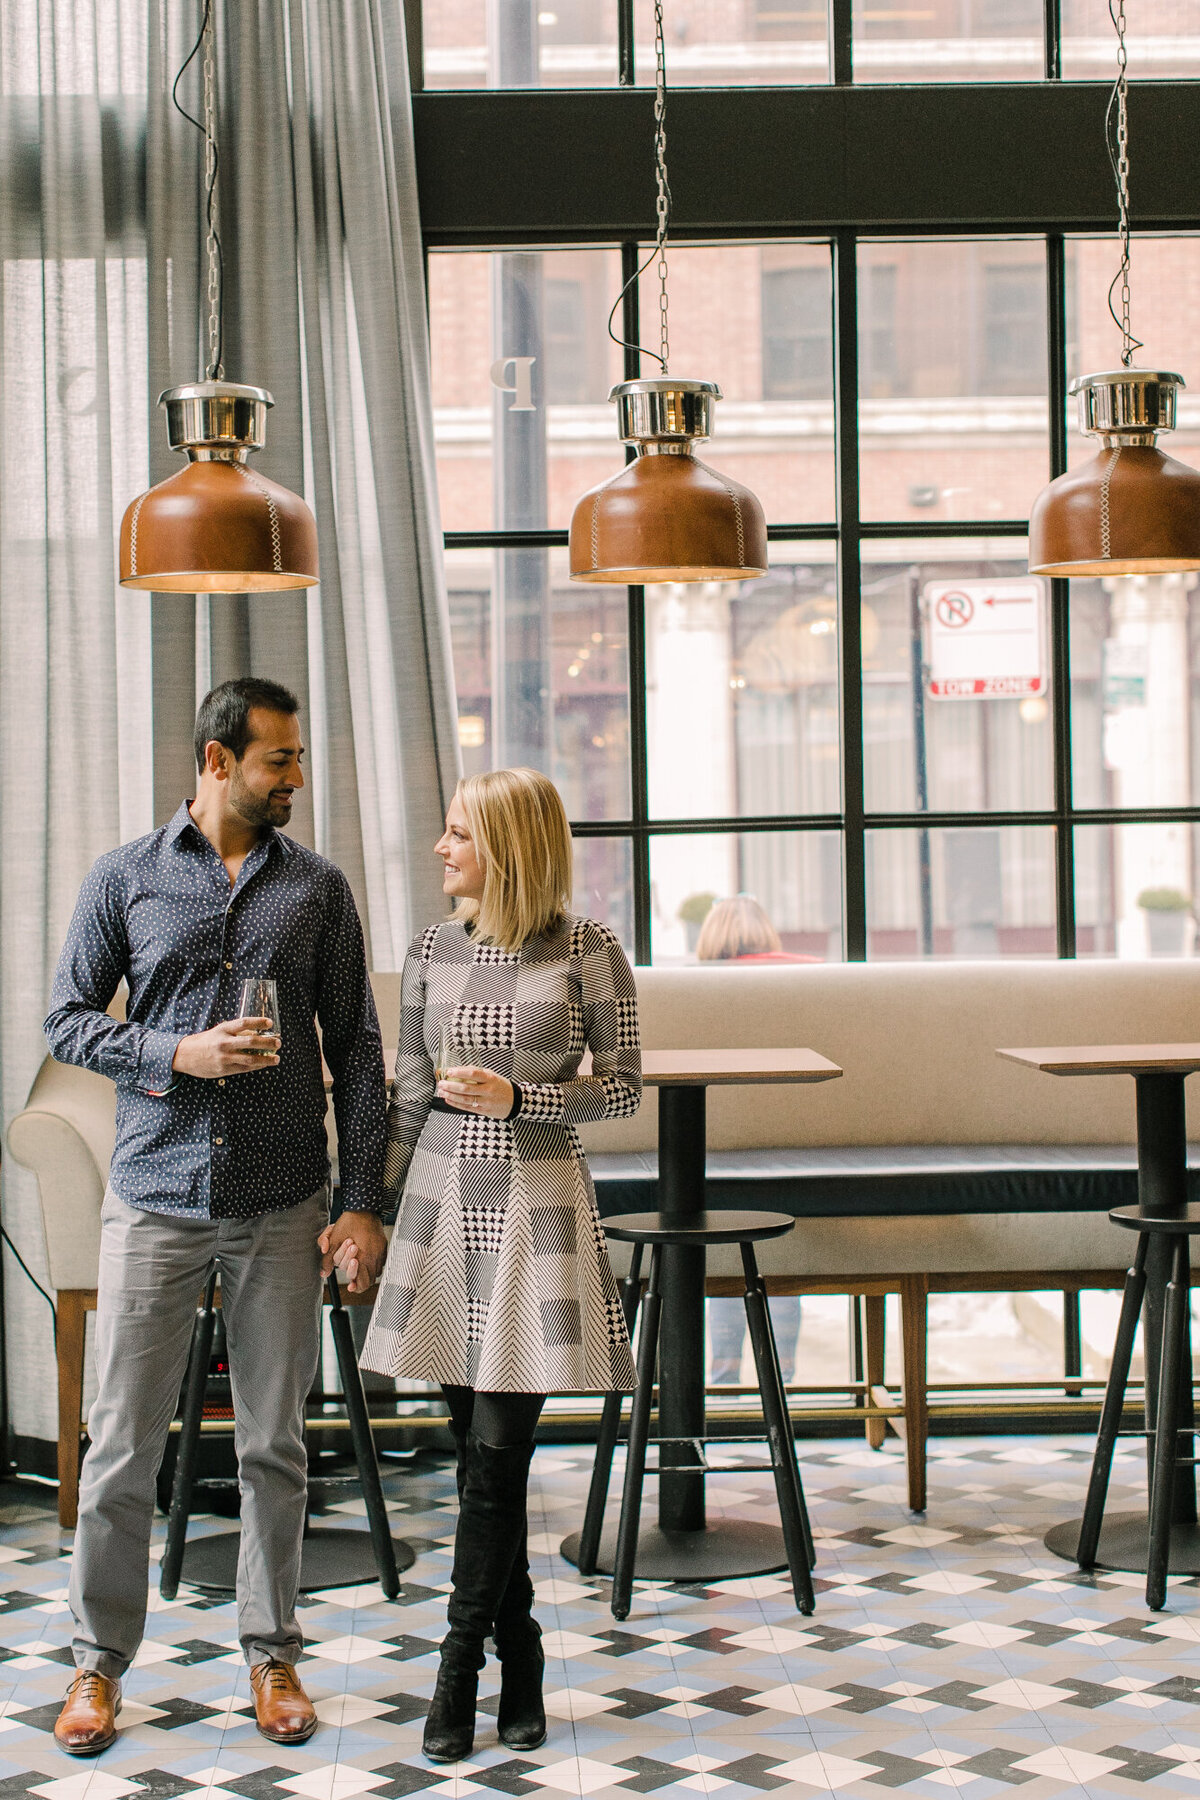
[0,0,458,1455]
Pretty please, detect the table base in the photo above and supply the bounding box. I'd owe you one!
[181,1527,415,1593]
[560,1519,787,1583]
[1045,1510,1200,1575]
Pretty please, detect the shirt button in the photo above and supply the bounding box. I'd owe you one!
[218,1079,226,1087]
[224,961,233,970]
[215,1136,224,1146]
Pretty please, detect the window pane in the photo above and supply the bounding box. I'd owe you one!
[1069,574,1200,812]
[1075,823,1200,958]
[1062,4,1200,81]
[633,0,829,85]
[867,826,1057,959]
[1066,237,1200,477]
[574,836,636,955]
[646,550,840,823]
[429,247,625,531]
[423,0,620,89]
[653,243,835,524]
[852,0,1043,84]
[650,832,843,964]
[863,541,1053,814]
[444,546,631,819]
[858,241,1049,522]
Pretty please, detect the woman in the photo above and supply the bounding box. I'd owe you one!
[694,893,820,965]
[355,768,640,1765]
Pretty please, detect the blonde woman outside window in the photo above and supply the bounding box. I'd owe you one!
[342,769,641,1765]
[695,894,809,1387]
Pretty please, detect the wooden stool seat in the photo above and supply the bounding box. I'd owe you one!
[601,1210,798,1246]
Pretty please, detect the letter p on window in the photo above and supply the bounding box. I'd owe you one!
[489,356,537,412]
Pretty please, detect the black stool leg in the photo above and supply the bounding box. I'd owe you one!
[160,1273,218,1600]
[611,1244,663,1623]
[327,1275,401,1599]
[745,1256,815,1571]
[1147,1235,1190,1610]
[741,1245,816,1615]
[1077,1235,1149,1569]
[578,1244,644,1575]
[753,1260,816,1573]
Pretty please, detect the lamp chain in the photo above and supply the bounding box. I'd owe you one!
[202,8,222,380]
[1105,0,1141,367]
[605,0,673,373]
[171,0,226,381]
[652,0,671,375]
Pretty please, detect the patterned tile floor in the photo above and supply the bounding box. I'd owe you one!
[0,1436,1199,1798]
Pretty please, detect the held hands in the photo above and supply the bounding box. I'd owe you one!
[172,1016,280,1079]
[438,1064,513,1119]
[318,1212,389,1294]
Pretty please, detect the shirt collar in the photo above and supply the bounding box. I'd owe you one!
[169,800,284,859]
[166,800,197,844]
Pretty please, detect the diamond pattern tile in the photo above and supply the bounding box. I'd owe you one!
[0,1435,1196,1795]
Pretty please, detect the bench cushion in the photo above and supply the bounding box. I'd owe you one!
[591,1143,1200,1218]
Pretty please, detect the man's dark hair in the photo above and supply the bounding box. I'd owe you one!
[194,678,300,773]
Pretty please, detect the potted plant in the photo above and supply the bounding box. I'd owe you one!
[1137,886,1193,957]
[678,890,717,954]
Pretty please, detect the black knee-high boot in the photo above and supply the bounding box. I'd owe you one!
[423,1434,536,1763]
[493,1518,546,1750]
[449,1412,545,1751]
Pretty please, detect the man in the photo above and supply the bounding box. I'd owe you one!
[44,677,389,1755]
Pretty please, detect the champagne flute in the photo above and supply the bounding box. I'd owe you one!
[436,1019,471,1082]
[237,977,279,1056]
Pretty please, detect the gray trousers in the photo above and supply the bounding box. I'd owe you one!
[70,1187,328,1678]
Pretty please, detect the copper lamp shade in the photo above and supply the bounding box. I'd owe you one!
[569,378,768,583]
[119,382,319,592]
[1029,370,1200,577]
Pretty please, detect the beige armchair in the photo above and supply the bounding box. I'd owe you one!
[6,1055,114,1527]
[5,971,399,1532]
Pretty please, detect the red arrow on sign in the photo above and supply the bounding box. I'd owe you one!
[984,595,1032,606]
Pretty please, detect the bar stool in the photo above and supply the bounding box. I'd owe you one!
[1067,1203,1200,1610]
[574,1211,816,1621]
[159,1272,413,1599]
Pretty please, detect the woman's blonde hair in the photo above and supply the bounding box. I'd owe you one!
[695,894,781,961]
[454,767,573,952]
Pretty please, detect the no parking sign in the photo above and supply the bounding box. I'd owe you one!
[925,578,1046,699]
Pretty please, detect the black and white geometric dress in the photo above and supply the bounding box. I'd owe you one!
[360,914,641,1393]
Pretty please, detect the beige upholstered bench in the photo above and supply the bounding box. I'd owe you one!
[571,960,1200,1511]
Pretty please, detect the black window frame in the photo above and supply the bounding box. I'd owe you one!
[413,0,1200,965]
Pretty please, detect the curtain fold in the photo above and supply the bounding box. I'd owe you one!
[0,0,458,1454]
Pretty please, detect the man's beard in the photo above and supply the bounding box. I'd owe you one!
[230,763,292,829]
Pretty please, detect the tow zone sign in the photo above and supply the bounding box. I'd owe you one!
[926,578,1046,700]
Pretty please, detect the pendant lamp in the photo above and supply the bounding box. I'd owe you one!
[567,1,766,586]
[1029,369,1200,576]
[1028,4,1200,578]
[570,378,768,583]
[119,3,317,594]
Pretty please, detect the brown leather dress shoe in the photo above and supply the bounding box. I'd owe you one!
[250,1659,318,1744]
[54,1670,121,1755]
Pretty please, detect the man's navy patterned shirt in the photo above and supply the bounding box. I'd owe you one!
[45,801,386,1219]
